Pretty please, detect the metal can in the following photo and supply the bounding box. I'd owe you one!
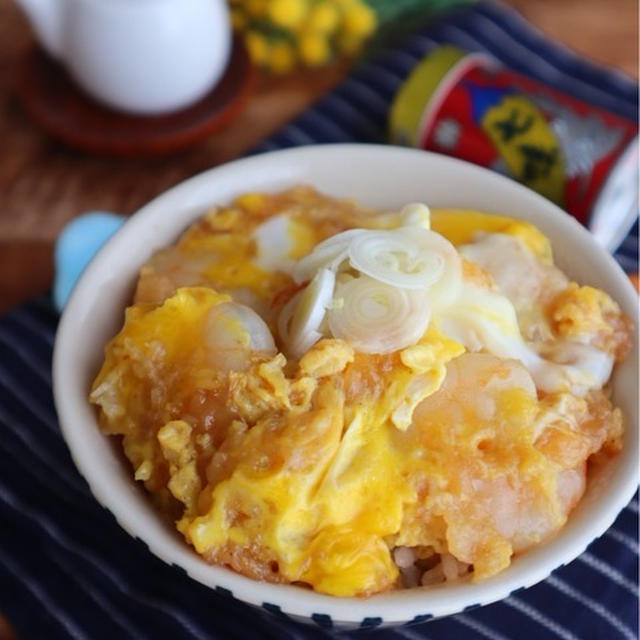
[389,46,638,250]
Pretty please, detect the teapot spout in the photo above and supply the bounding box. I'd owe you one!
[14,0,63,59]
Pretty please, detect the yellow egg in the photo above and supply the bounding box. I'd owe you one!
[431,209,553,263]
[91,187,629,598]
[235,191,267,213]
[550,283,620,339]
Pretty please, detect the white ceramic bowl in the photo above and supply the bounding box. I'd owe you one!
[53,144,639,628]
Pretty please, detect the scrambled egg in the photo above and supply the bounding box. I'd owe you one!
[430,209,553,264]
[91,187,629,597]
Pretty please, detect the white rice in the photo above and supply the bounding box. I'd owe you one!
[393,546,417,568]
[393,546,472,588]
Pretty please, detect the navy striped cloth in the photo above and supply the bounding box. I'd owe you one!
[1,2,637,639]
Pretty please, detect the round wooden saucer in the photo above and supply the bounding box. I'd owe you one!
[17,38,257,156]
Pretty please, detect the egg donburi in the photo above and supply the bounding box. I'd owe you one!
[91,187,632,597]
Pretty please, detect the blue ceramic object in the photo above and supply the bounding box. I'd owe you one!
[53,212,125,312]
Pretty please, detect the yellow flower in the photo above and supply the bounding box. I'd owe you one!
[342,3,376,37]
[299,31,331,66]
[307,2,340,34]
[268,0,308,29]
[245,31,270,65]
[269,41,297,73]
[337,33,364,55]
[246,0,268,18]
[230,7,246,30]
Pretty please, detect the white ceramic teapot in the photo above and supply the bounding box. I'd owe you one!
[15,0,232,114]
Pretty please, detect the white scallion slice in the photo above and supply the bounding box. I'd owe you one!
[292,229,364,284]
[277,291,300,346]
[280,268,335,359]
[399,203,431,229]
[328,275,431,354]
[396,227,462,309]
[348,227,457,293]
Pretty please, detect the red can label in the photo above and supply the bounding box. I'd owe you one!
[415,54,637,225]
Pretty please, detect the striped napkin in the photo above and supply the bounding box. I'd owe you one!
[1,2,637,639]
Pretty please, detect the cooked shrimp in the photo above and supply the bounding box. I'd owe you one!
[399,354,568,578]
[206,302,276,372]
[90,289,277,501]
[134,247,214,305]
[460,233,568,341]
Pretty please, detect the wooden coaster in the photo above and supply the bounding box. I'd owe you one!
[16,38,257,156]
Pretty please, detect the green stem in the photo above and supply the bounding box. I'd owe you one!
[365,0,475,26]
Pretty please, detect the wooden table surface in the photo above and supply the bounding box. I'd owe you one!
[0,0,637,636]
